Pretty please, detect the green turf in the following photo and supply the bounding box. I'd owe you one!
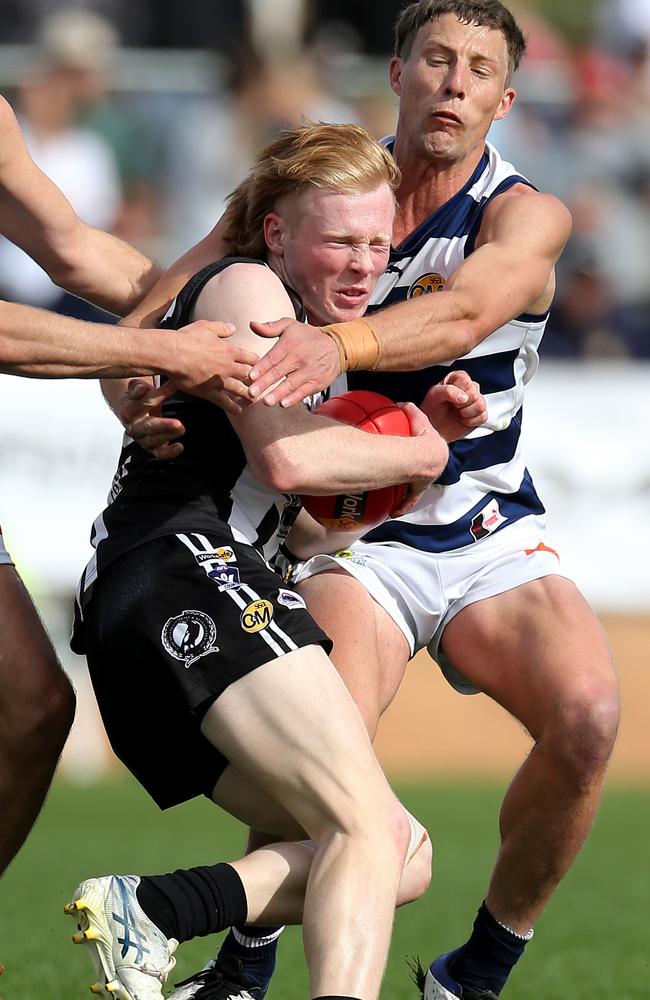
[1,776,648,999]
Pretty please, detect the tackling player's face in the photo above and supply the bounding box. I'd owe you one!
[266,184,395,326]
[390,13,515,165]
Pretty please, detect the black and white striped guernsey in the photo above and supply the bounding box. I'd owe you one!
[80,257,311,600]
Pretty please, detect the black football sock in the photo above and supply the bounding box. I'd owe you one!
[217,924,283,988]
[448,901,532,997]
[312,996,362,999]
[136,863,247,944]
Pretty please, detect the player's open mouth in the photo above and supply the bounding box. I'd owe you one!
[432,111,462,125]
[337,288,369,303]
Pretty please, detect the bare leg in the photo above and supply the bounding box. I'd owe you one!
[297,568,410,737]
[441,576,619,933]
[0,567,76,875]
[201,645,409,1000]
[211,762,431,920]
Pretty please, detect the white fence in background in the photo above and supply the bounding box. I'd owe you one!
[1,361,647,612]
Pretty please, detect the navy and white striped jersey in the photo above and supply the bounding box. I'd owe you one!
[350,140,549,553]
[80,258,312,600]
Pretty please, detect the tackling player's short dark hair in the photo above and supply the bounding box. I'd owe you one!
[394,0,527,82]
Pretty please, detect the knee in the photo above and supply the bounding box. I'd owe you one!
[398,816,433,905]
[546,673,619,787]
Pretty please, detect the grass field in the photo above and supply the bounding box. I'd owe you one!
[1,776,648,999]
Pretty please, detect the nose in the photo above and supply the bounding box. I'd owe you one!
[349,245,373,276]
[444,59,466,99]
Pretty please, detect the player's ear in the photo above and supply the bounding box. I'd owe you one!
[494,86,516,122]
[264,212,286,256]
[389,56,403,96]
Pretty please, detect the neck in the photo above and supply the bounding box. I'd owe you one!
[392,136,487,246]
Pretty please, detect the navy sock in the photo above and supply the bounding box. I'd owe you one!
[448,902,530,997]
[136,863,247,944]
[217,923,282,988]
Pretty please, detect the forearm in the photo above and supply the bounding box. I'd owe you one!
[0,301,178,378]
[51,226,162,317]
[249,412,447,494]
[326,291,477,374]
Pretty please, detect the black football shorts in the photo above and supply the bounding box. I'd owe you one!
[80,529,331,809]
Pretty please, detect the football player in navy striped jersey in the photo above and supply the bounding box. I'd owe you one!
[121,3,619,1000]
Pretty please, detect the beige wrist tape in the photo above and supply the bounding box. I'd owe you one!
[321,318,381,372]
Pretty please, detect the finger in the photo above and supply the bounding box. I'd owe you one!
[250,318,293,338]
[126,378,153,398]
[249,357,290,395]
[207,322,237,339]
[127,418,185,443]
[126,381,178,412]
[219,370,256,393]
[443,369,473,391]
[152,441,184,461]
[397,401,432,435]
[215,391,247,416]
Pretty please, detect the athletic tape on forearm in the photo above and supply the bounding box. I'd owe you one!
[321,318,381,372]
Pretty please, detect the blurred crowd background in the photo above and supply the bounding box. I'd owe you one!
[0,0,649,359]
[0,1,648,783]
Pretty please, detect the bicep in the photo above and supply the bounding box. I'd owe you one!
[446,191,572,327]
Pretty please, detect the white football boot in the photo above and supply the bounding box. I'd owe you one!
[65,874,178,1000]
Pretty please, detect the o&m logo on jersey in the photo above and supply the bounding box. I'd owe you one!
[241,599,274,633]
[408,273,446,298]
[161,610,219,667]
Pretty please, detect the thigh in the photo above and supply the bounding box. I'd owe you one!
[0,565,64,714]
[211,764,305,839]
[201,644,396,839]
[297,568,410,737]
[441,575,616,737]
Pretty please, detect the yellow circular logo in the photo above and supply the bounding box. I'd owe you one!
[241,599,274,633]
[408,273,446,297]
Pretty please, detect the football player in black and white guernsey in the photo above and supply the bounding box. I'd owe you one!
[126,3,619,1000]
[66,122,470,1000]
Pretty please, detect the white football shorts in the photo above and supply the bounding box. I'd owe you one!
[0,527,13,566]
[292,513,571,694]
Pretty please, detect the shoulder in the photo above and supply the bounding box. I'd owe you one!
[478,184,572,249]
[197,261,293,311]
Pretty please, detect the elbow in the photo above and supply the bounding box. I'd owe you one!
[248,443,305,493]
[455,318,482,358]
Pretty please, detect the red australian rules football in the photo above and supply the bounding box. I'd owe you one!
[301,390,412,531]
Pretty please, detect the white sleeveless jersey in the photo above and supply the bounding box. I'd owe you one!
[349,140,548,553]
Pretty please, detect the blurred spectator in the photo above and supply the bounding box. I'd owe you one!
[0,19,122,320]
[35,8,162,254]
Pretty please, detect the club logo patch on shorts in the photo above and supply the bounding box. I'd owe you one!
[470,499,507,542]
[196,547,236,564]
[161,610,219,667]
[241,599,274,633]
[208,565,241,592]
[277,588,306,611]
